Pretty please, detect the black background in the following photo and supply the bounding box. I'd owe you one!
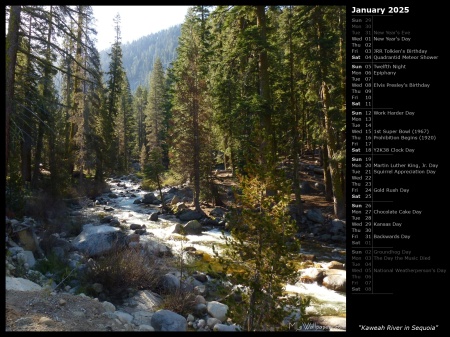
[346,1,447,335]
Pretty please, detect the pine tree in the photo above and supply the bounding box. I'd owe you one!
[116,76,134,173]
[309,6,346,219]
[214,164,303,331]
[5,6,21,179]
[143,147,167,210]
[169,6,214,212]
[133,85,148,161]
[104,13,125,174]
[144,58,166,156]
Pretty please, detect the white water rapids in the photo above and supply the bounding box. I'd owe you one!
[82,177,346,319]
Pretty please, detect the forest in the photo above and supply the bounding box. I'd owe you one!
[5,5,346,331]
[5,5,346,217]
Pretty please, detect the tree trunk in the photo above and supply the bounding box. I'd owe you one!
[193,91,201,212]
[32,6,54,189]
[322,143,333,202]
[288,6,303,214]
[315,7,346,219]
[5,6,21,179]
[30,124,44,188]
[256,6,273,169]
[323,84,346,219]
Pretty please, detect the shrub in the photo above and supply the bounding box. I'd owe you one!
[80,245,167,301]
[34,252,78,288]
[162,170,184,187]
[213,166,303,331]
[140,179,158,191]
[158,287,197,317]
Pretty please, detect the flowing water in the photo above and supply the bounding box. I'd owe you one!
[83,177,346,319]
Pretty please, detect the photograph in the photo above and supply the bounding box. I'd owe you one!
[4,3,446,334]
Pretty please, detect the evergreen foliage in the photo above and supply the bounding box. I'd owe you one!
[213,164,304,331]
[5,4,345,219]
[169,6,214,212]
[143,147,166,209]
[145,58,167,156]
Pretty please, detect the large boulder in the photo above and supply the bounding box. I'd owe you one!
[299,268,325,284]
[141,239,173,257]
[6,276,42,291]
[16,227,40,254]
[142,193,157,204]
[159,273,181,292]
[130,290,163,312]
[71,224,127,257]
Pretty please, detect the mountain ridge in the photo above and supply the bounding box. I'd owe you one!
[100,24,181,93]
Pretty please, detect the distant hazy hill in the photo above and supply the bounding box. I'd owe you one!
[100,24,181,93]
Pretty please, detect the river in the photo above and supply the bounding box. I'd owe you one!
[83,176,346,320]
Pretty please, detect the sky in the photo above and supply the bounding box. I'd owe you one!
[91,6,191,51]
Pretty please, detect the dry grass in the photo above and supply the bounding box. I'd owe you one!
[159,287,197,317]
[82,245,168,301]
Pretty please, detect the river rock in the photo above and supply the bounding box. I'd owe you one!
[142,239,172,257]
[71,224,127,257]
[142,193,158,204]
[195,295,206,304]
[151,309,187,331]
[300,181,312,194]
[15,226,40,254]
[299,268,325,284]
[172,202,186,213]
[138,324,155,331]
[169,223,182,234]
[179,210,203,221]
[130,224,143,230]
[306,209,325,224]
[132,311,154,326]
[6,276,42,291]
[330,219,345,234]
[40,234,72,257]
[100,215,114,223]
[170,195,180,205]
[193,272,208,283]
[160,273,181,292]
[129,290,162,312]
[206,301,228,322]
[182,220,202,235]
[193,303,207,317]
[114,311,133,324]
[326,261,345,270]
[322,273,346,292]
[209,207,227,217]
[214,323,242,331]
